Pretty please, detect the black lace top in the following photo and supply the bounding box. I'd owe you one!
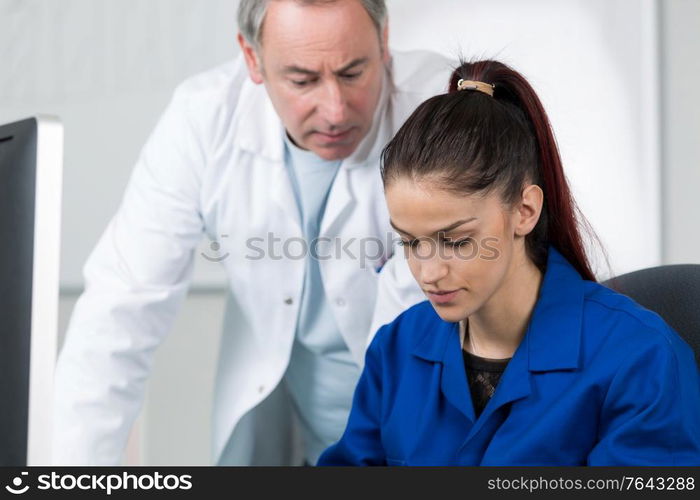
[462,349,511,418]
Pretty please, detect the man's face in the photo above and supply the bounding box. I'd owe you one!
[239,0,389,161]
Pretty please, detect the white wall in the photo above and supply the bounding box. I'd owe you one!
[661,0,700,265]
[387,0,661,278]
[2,0,680,464]
[0,0,240,289]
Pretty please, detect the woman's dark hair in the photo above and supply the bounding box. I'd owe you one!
[381,59,597,282]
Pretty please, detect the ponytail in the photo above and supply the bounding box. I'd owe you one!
[383,59,598,281]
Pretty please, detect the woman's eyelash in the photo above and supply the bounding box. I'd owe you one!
[398,237,473,248]
[443,237,473,247]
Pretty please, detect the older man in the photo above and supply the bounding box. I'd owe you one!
[53,0,451,465]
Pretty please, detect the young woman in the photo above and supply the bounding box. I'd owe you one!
[317,60,700,466]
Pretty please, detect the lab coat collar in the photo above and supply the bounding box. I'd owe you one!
[412,245,584,372]
[235,80,285,163]
[234,57,394,169]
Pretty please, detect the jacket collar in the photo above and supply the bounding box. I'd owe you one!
[526,246,585,371]
[412,246,585,372]
[411,246,586,427]
[233,57,393,169]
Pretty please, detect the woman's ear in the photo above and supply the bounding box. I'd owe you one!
[514,184,544,237]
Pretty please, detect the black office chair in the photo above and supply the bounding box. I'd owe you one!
[604,264,700,366]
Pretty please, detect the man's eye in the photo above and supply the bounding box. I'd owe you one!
[341,72,361,80]
[291,77,318,87]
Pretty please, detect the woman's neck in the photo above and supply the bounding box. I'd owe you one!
[462,250,543,359]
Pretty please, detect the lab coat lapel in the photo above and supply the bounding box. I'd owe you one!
[270,160,302,233]
[319,167,353,238]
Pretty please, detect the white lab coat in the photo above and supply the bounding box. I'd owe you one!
[52,50,453,465]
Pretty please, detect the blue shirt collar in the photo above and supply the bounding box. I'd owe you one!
[412,246,585,372]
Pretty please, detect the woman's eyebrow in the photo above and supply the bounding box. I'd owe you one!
[389,217,478,238]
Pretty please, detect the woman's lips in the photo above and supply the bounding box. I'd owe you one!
[426,289,460,304]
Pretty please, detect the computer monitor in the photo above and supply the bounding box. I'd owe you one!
[0,116,63,466]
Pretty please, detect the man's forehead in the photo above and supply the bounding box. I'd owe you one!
[260,0,378,49]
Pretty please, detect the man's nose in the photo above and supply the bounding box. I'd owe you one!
[318,79,348,125]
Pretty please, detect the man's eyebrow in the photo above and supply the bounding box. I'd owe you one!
[390,217,478,239]
[334,57,369,75]
[281,58,369,77]
[282,65,319,76]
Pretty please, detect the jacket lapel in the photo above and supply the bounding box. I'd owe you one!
[463,333,532,442]
[413,319,476,422]
[412,246,586,448]
[440,322,477,422]
[465,246,585,442]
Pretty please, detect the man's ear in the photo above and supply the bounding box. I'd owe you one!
[237,33,264,84]
[381,21,390,65]
[514,184,544,237]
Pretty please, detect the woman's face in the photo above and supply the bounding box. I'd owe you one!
[385,176,539,323]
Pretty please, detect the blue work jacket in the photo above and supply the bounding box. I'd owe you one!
[318,247,700,465]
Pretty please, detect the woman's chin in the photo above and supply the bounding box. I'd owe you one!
[429,301,470,324]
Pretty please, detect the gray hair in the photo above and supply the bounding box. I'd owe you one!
[238,0,387,50]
